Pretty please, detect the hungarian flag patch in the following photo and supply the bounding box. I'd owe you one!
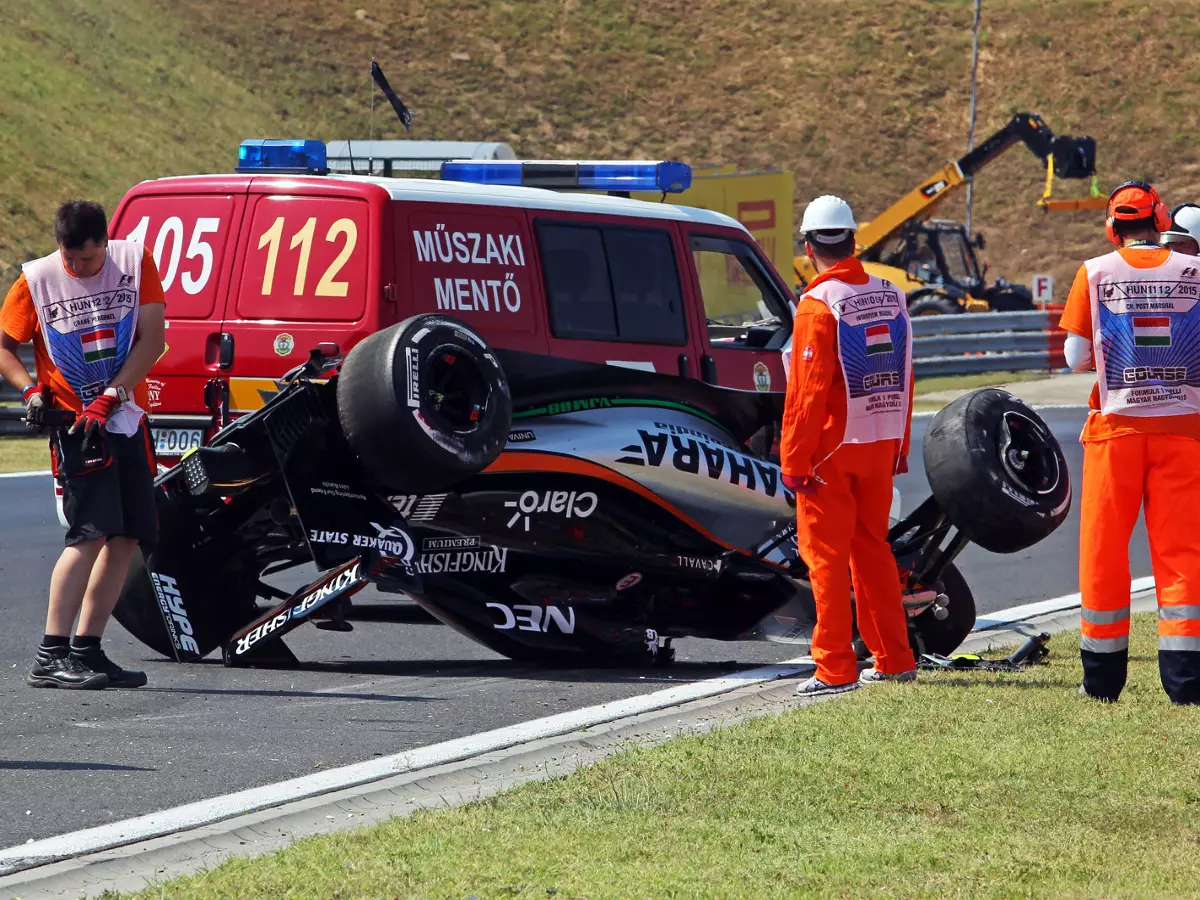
[81,327,117,363]
[865,323,893,355]
[1133,316,1170,348]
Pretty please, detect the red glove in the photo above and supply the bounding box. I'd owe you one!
[782,472,819,496]
[894,456,909,475]
[69,392,119,437]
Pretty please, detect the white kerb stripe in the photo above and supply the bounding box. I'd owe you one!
[972,576,1155,629]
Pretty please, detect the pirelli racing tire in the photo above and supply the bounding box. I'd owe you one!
[337,315,512,494]
[923,388,1070,554]
[910,562,976,657]
[113,486,259,660]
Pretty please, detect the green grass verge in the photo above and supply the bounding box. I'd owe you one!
[0,435,49,473]
[914,370,1046,396]
[117,614,1200,899]
[913,371,1048,412]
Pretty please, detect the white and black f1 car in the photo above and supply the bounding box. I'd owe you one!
[114,315,1072,668]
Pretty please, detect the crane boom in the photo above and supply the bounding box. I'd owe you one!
[795,112,1096,288]
[854,113,1082,252]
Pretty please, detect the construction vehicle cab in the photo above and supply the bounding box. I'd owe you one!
[865,218,1032,316]
[795,112,1097,314]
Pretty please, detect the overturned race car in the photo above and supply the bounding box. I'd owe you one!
[114,314,1072,668]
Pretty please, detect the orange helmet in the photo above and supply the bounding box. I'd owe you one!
[1105,180,1171,246]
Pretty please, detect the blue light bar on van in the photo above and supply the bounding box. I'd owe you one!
[439,160,693,193]
[236,139,329,175]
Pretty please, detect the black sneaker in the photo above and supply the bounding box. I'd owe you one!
[70,646,147,688]
[28,652,109,689]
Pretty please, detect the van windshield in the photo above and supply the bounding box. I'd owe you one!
[690,235,790,344]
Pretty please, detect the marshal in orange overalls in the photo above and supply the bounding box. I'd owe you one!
[1062,244,1200,704]
[781,258,916,686]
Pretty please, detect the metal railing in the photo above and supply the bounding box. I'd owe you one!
[912,308,1065,378]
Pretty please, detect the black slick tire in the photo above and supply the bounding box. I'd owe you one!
[911,562,976,656]
[922,388,1071,553]
[336,315,512,494]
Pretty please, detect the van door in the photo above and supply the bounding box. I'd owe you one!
[529,215,693,377]
[397,207,547,354]
[681,229,792,393]
[110,189,246,456]
[222,182,391,414]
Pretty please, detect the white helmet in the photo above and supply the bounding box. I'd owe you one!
[800,194,858,244]
[1161,203,1200,247]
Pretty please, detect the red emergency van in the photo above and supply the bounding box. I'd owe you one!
[108,143,795,457]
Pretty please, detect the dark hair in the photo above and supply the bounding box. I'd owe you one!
[54,200,108,249]
[1112,216,1157,241]
[805,230,857,260]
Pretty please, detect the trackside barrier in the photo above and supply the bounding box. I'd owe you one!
[912,307,1066,378]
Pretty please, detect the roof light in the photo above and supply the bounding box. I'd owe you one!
[237,139,329,175]
[439,160,692,193]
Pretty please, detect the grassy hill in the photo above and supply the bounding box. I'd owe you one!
[5,0,1200,295]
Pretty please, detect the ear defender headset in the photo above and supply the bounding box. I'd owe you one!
[1105,180,1172,247]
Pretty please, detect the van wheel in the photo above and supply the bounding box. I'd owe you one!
[112,485,260,659]
[336,315,512,493]
[922,389,1071,553]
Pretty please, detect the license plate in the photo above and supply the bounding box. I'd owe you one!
[152,428,204,457]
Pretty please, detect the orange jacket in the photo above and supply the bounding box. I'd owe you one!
[780,258,913,479]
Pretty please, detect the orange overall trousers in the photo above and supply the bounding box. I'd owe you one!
[781,258,915,686]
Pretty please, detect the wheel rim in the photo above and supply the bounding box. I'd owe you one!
[999,410,1061,496]
[421,343,490,435]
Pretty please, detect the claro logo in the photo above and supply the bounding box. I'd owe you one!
[486,602,576,634]
[150,572,199,655]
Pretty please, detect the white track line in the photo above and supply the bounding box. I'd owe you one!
[0,577,1156,875]
[973,576,1155,630]
[0,469,50,479]
[0,656,814,874]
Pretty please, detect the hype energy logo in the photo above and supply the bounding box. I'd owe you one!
[150,572,199,655]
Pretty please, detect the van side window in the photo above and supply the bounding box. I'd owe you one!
[605,228,686,344]
[536,222,687,345]
[537,224,616,340]
[690,235,787,348]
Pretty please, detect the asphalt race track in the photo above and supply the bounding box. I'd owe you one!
[0,408,1152,847]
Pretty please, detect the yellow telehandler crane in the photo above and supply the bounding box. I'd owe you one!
[794,112,1097,315]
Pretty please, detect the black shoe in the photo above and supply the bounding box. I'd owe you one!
[28,652,109,689]
[69,647,147,688]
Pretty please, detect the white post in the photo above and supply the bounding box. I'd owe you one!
[965,0,982,235]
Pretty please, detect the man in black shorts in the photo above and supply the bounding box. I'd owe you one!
[0,200,166,689]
